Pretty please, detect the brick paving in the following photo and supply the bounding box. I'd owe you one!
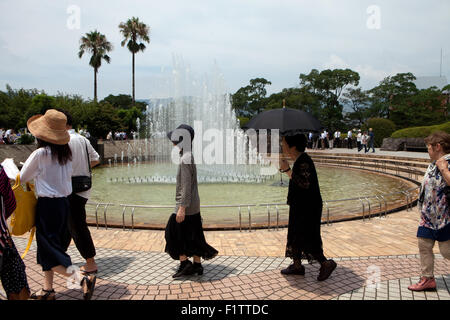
[4,213,449,300]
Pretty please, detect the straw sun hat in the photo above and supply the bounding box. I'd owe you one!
[27,109,70,145]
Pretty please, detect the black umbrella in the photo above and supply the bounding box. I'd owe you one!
[242,107,323,135]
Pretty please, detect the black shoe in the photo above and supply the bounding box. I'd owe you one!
[188,262,204,275]
[281,264,305,275]
[317,260,337,281]
[173,260,193,278]
[30,289,56,300]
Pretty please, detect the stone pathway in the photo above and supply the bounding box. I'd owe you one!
[5,211,450,300]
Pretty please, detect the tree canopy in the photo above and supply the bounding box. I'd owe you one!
[231,69,449,133]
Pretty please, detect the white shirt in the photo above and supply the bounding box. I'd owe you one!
[347,131,352,138]
[68,129,100,199]
[20,147,73,198]
[357,132,362,142]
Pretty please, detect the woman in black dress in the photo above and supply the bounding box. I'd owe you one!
[279,133,337,281]
[165,124,218,278]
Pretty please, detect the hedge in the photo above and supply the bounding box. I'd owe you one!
[391,121,450,138]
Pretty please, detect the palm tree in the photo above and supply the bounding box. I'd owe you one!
[119,17,150,105]
[78,30,113,102]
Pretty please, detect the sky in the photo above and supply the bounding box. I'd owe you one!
[0,0,449,101]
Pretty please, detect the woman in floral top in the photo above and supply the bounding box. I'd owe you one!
[408,131,450,291]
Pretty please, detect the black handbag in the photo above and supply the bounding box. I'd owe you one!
[71,140,92,193]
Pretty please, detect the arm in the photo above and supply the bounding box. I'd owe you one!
[90,160,100,168]
[0,168,16,219]
[20,149,41,183]
[436,157,450,186]
[279,159,292,178]
[85,138,100,168]
[176,161,193,223]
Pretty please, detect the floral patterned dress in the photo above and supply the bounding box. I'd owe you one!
[417,154,450,241]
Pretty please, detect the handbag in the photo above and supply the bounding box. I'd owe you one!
[10,174,36,259]
[71,140,92,193]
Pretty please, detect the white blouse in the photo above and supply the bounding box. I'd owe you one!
[20,147,73,198]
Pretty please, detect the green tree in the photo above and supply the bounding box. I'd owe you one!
[74,101,121,138]
[116,106,143,132]
[341,87,370,127]
[119,17,150,105]
[299,68,360,131]
[390,87,446,128]
[442,84,450,119]
[0,85,39,129]
[367,118,396,147]
[367,72,418,119]
[78,30,113,102]
[25,93,56,120]
[264,87,321,118]
[231,78,271,117]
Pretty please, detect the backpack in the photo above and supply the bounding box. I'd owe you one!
[10,173,36,259]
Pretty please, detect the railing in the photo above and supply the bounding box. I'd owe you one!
[310,154,425,182]
[87,185,419,231]
[112,203,258,232]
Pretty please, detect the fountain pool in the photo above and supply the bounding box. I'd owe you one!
[86,163,416,229]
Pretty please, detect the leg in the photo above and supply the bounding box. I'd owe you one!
[68,194,97,271]
[408,237,437,291]
[44,270,54,291]
[173,255,193,278]
[313,250,337,281]
[418,237,435,278]
[281,257,305,275]
[438,239,450,260]
[191,256,204,275]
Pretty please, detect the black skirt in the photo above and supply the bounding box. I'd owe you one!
[164,213,218,261]
[35,197,72,271]
[285,203,324,263]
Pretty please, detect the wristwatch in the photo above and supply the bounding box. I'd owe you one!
[279,167,291,173]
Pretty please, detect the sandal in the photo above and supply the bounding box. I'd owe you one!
[30,289,56,300]
[80,275,96,300]
[80,266,98,275]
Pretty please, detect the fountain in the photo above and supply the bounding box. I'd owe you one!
[108,55,277,185]
[87,56,415,228]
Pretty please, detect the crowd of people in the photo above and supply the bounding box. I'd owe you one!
[0,128,20,145]
[0,110,449,299]
[307,128,375,152]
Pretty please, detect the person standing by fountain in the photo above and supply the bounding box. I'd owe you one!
[164,124,218,278]
[408,131,450,291]
[61,110,100,276]
[279,133,337,281]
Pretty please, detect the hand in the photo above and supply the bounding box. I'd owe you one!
[279,159,290,171]
[176,207,186,223]
[436,157,449,173]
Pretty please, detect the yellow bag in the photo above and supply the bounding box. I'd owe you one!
[10,173,37,259]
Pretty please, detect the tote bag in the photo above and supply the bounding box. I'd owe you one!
[10,174,36,258]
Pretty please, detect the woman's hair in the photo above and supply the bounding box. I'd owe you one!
[284,133,307,152]
[37,139,72,165]
[424,131,450,154]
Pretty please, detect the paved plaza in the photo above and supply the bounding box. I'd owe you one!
[4,208,449,301]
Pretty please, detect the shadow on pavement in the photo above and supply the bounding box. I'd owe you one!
[282,264,366,297]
